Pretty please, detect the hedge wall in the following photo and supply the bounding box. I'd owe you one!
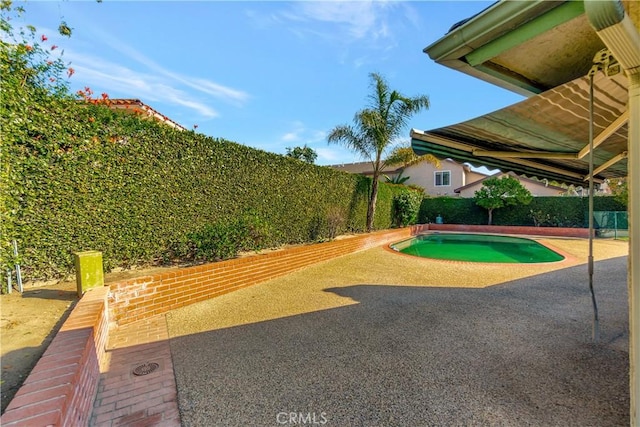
[419,196,628,227]
[3,97,405,281]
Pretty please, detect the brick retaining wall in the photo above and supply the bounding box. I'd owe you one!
[0,287,109,426]
[108,225,428,327]
[1,227,426,425]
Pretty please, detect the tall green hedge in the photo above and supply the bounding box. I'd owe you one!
[2,97,404,281]
[419,196,627,227]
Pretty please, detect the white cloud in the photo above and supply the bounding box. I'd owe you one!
[280,122,327,145]
[67,53,219,118]
[252,1,406,68]
[291,1,396,41]
[315,147,343,163]
[66,25,249,118]
[282,132,299,142]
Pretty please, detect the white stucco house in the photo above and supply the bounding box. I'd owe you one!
[330,158,566,197]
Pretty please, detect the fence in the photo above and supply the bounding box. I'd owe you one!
[594,211,628,238]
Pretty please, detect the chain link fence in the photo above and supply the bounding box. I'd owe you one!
[594,211,628,238]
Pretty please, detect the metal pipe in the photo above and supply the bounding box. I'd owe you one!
[588,74,599,342]
[12,240,22,293]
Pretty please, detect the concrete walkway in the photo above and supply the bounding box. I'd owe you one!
[89,238,629,426]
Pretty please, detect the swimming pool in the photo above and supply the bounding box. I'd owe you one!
[391,233,565,263]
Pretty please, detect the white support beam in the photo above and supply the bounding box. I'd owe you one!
[411,130,591,181]
[472,150,578,159]
[628,72,640,427]
[578,109,629,159]
[584,151,628,180]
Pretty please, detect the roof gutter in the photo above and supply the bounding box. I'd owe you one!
[584,1,640,425]
[425,1,558,61]
[424,1,564,96]
[585,0,640,74]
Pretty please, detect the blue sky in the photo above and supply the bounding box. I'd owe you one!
[21,1,523,166]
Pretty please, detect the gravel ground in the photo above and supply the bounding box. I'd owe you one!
[167,238,629,426]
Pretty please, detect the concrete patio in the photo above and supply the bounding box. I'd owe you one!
[162,239,628,426]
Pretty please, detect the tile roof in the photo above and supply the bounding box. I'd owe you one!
[86,98,187,131]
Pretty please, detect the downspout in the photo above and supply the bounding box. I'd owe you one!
[584,1,640,425]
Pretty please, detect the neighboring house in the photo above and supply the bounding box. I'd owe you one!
[330,158,489,197]
[86,98,187,131]
[454,172,566,198]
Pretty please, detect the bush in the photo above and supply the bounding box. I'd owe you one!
[392,191,422,227]
[2,94,407,279]
[171,213,270,262]
[419,196,627,227]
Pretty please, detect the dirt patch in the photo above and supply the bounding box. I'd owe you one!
[0,265,181,414]
[0,280,78,413]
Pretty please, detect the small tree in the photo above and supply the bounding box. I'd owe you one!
[474,175,532,225]
[285,145,317,164]
[607,177,628,206]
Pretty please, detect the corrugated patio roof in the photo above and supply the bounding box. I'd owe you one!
[411,71,628,186]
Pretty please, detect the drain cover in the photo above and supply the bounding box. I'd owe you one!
[132,362,159,376]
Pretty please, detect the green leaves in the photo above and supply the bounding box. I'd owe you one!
[57,21,72,37]
[285,145,317,164]
[328,73,430,231]
[1,4,409,281]
[392,190,423,227]
[473,176,533,224]
[3,94,410,279]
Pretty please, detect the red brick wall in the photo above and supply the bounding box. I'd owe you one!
[0,287,109,426]
[108,225,428,327]
[426,224,590,238]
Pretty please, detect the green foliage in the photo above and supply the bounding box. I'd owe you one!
[384,170,410,184]
[385,143,440,169]
[607,177,628,206]
[1,1,77,284]
[419,197,485,225]
[419,196,626,227]
[285,145,317,164]
[0,4,415,282]
[392,190,422,227]
[3,98,407,279]
[171,213,269,262]
[327,72,430,231]
[474,176,533,225]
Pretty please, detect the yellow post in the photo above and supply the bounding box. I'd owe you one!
[74,251,104,297]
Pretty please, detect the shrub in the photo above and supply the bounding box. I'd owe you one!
[392,191,422,227]
[419,196,627,227]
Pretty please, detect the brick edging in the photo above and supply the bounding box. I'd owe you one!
[0,287,109,426]
[108,225,428,327]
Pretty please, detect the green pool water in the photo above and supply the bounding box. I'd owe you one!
[391,233,564,263]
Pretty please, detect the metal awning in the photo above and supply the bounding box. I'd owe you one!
[411,71,628,186]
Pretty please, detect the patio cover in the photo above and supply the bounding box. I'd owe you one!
[411,71,628,187]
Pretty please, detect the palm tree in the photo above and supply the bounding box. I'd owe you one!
[328,73,430,231]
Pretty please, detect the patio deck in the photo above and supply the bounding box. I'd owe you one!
[92,237,628,426]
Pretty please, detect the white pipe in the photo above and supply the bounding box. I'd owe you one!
[629,70,640,427]
[588,74,599,342]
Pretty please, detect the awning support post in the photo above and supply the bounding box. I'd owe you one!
[588,72,599,343]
